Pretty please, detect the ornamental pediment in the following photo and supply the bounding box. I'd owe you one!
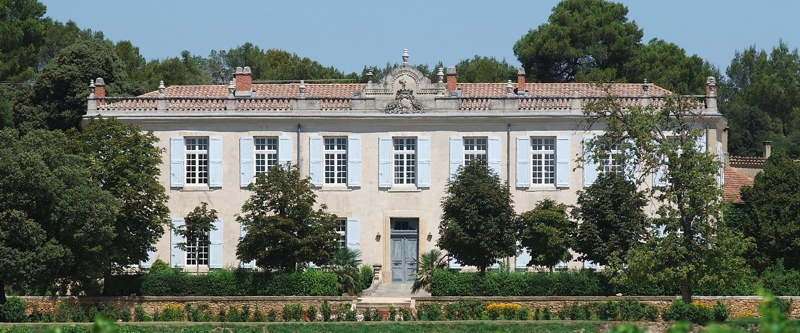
[360,49,447,114]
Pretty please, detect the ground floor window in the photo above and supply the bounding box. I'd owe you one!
[186,235,209,266]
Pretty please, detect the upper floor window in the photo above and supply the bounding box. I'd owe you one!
[254,137,278,175]
[185,138,209,185]
[531,138,555,185]
[599,145,623,176]
[463,138,487,165]
[324,138,347,184]
[393,138,416,185]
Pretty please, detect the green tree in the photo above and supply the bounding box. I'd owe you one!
[35,20,103,74]
[513,0,643,83]
[625,38,716,94]
[519,199,573,271]
[571,172,648,266]
[737,149,800,273]
[583,94,752,303]
[438,161,517,274]
[324,247,361,295]
[0,0,49,82]
[236,164,340,271]
[411,249,447,294]
[453,55,517,83]
[71,117,170,272]
[0,128,120,299]
[175,202,218,275]
[721,41,800,157]
[34,38,136,130]
[132,50,209,93]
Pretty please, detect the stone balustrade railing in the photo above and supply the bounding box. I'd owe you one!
[87,95,716,114]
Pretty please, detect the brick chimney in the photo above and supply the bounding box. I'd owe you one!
[94,78,105,98]
[517,67,526,93]
[764,141,772,159]
[446,66,457,92]
[234,66,252,97]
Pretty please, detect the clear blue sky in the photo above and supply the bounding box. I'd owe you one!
[40,0,800,76]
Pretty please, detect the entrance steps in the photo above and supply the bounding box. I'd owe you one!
[359,283,430,309]
[364,282,430,297]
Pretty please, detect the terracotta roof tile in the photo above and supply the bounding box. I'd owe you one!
[723,165,755,203]
[139,82,670,99]
[729,155,766,169]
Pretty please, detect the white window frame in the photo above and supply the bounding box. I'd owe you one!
[185,233,209,267]
[335,218,347,248]
[393,138,417,185]
[324,137,348,185]
[531,137,556,186]
[185,137,209,185]
[599,145,623,176]
[254,137,278,176]
[463,137,487,165]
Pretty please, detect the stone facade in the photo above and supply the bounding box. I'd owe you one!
[84,50,727,282]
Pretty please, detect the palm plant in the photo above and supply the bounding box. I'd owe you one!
[324,248,361,295]
[411,249,448,293]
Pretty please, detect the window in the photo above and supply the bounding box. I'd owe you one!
[393,138,416,185]
[336,219,347,248]
[185,138,208,184]
[254,137,278,175]
[186,234,209,266]
[324,138,347,184]
[463,138,487,165]
[600,145,623,175]
[531,138,555,185]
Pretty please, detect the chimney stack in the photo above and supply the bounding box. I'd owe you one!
[764,141,772,159]
[94,78,106,98]
[446,66,457,92]
[234,66,252,97]
[517,67,526,93]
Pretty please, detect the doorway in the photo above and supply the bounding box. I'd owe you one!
[389,218,419,283]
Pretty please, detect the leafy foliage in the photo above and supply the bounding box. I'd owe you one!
[323,248,361,295]
[236,163,340,271]
[513,0,643,83]
[626,38,717,94]
[411,249,448,293]
[0,0,49,82]
[736,150,800,273]
[453,55,517,83]
[438,160,517,274]
[175,202,218,273]
[519,199,572,270]
[571,172,648,266]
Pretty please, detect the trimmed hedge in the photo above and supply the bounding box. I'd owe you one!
[105,268,338,296]
[430,269,796,296]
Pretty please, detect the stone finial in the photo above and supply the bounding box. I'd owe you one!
[235,66,243,74]
[243,66,251,74]
[706,76,717,96]
[299,80,306,97]
[88,79,95,98]
[517,67,526,76]
[227,80,235,96]
[367,68,373,83]
[158,80,165,96]
[764,141,772,159]
[437,67,444,84]
[402,49,409,65]
[506,80,514,95]
[642,78,649,94]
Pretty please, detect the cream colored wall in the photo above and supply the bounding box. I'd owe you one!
[130,114,726,278]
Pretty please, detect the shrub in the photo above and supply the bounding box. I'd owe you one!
[149,259,171,274]
[321,301,332,322]
[643,303,659,321]
[688,301,713,325]
[518,306,531,320]
[252,306,265,322]
[360,265,373,291]
[207,269,238,296]
[565,302,582,320]
[597,300,620,321]
[186,303,205,322]
[226,305,243,322]
[388,306,397,321]
[401,307,412,321]
[102,273,144,296]
[241,304,251,322]
[266,309,278,322]
[712,300,730,322]
[133,306,151,322]
[618,299,644,321]
[765,297,792,314]
[542,306,552,320]
[306,305,317,322]
[158,303,184,322]
[662,300,713,325]
[282,303,303,322]
[420,303,443,321]
[0,297,27,323]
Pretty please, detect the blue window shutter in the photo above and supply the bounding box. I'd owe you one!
[378,137,392,187]
[278,135,291,165]
[309,136,323,187]
[515,242,530,269]
[346,217,360,252]
[240,223,253,268]
[170,137,184,188]
[717,143,724,187]
[449,137,463,180]
[347,136,361,187]
[140,249,155,269]
[556,136,570,188]
[209,218,223,269]
[208,136,223,187]
[449,255,461,269]
[583,135,597,188]
[240,136,254,187]
[170,218,184,268]
[516,136,530,187]
[488,136,501,176]
[417,136,431,187]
